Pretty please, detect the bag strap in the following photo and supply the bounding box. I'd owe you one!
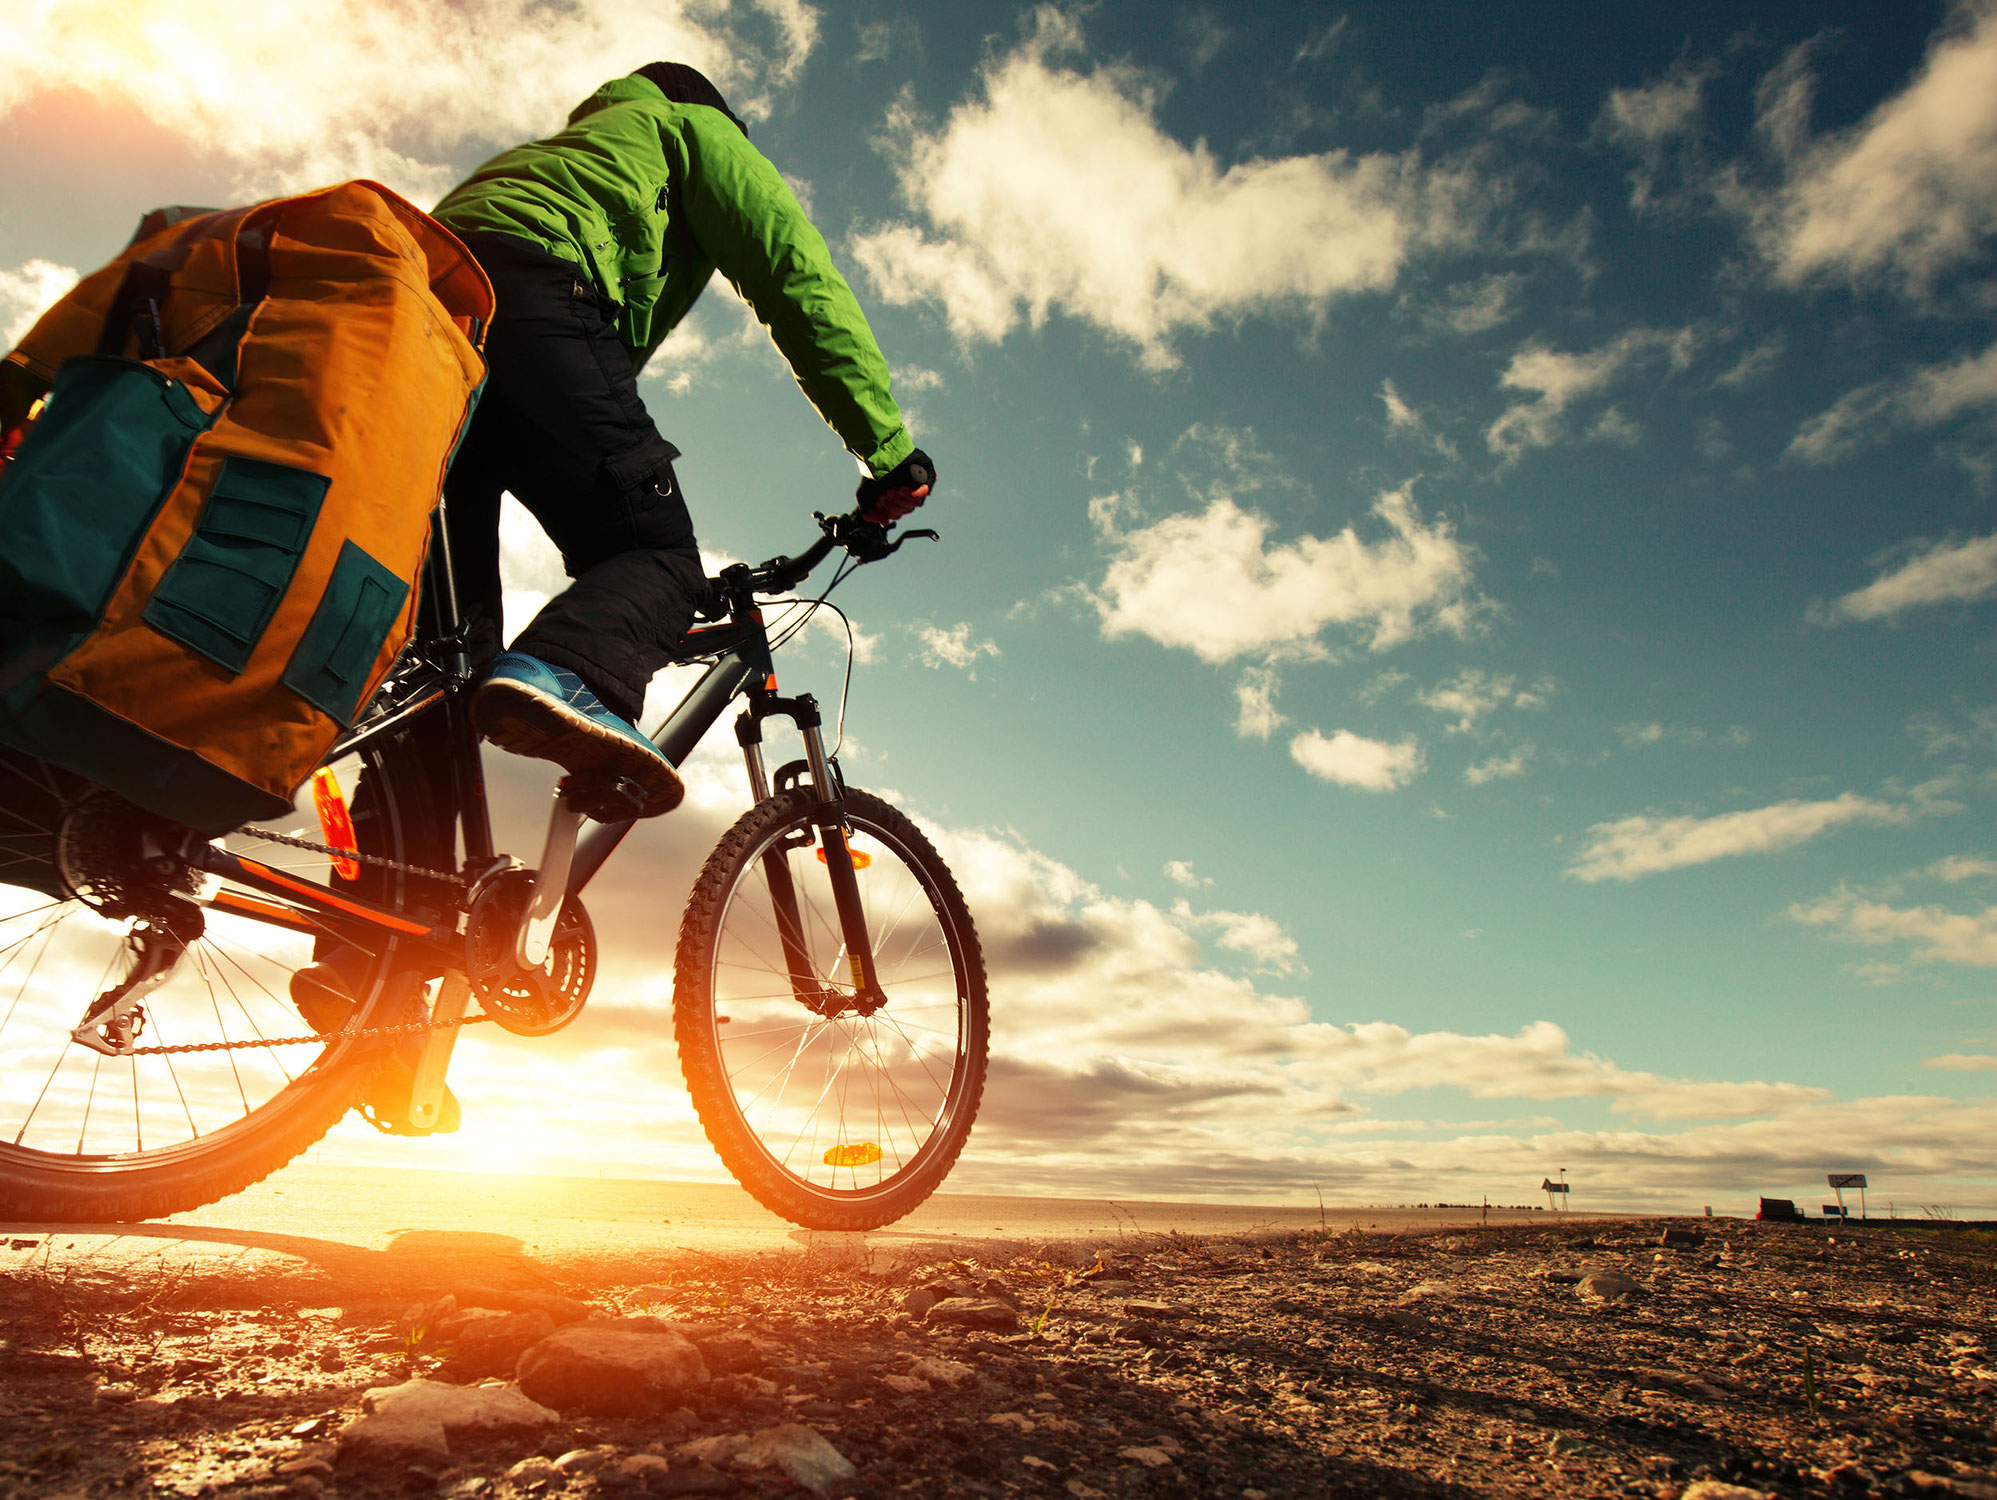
[94,261,173,359]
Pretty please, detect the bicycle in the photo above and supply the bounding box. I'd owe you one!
[0,505,988,1230]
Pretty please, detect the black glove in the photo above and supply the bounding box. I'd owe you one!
[856,448,935,523]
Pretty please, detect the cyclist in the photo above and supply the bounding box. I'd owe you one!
[294,62,932,1131]
[432,61,933,815]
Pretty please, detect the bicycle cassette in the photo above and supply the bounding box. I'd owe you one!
[466,868,596,1035]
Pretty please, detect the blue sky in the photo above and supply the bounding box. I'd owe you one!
[4,0,1996,1214]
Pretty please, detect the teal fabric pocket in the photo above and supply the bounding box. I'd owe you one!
[283,540,409,723]
[144,456,328,672]
[0,356,216,643]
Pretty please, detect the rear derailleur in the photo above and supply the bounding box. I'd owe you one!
[55,788,205,1057]
[71,908,203,1057]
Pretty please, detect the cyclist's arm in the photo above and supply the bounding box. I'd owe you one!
[675,115,916,481]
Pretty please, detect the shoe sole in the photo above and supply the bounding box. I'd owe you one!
[472,679,685,816]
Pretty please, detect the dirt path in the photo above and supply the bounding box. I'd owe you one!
[1,1217,1991,1498]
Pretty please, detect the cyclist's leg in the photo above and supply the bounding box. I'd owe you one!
[443,232,706,808]
[453,231,707,717]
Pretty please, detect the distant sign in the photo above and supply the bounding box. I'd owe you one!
[1541,1179,1570,1193]
[1827,1173,1868,1189]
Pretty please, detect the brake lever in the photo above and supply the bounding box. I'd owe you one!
[883,527,939,556]
[818,509,941,564]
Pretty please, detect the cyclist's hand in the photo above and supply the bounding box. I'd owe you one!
[857,448,934,524]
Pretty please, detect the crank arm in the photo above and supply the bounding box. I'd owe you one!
[517,788,587,970]
[405,972,470,1131]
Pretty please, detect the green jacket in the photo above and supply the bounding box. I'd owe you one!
[433,75,914,478]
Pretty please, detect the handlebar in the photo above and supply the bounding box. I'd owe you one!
[706,510,938,614]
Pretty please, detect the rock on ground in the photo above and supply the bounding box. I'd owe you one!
[516,1322,708,1416]
[680,1423,856,1493]
[337,1379,561,1468]
[923,1296,1021,1332]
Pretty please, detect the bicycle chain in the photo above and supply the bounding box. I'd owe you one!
[237,825,469,888]
[125,1008,493,1056]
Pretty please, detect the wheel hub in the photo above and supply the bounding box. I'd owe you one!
[54,790,203,936]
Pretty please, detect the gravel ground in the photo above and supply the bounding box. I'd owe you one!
[1,1216,1993,1499]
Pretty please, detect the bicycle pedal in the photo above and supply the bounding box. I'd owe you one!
[558,772,649,822]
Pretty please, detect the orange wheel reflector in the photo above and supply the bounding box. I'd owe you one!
[311,767,361,880]
[823,1142,883,1168]
[816,833,872,870]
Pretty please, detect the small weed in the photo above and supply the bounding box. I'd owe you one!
[1032,1293,1058,1337]
[1802,1343,1821,1419]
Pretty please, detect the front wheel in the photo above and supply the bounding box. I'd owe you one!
[674,788,987,1229]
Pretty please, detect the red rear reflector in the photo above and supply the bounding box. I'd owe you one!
[312,767,361,880]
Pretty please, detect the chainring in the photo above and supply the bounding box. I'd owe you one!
[465,868,595,1036]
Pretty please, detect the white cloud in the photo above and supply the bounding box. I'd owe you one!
[1599,66,1709,150]
[1620,722,1702,748]
[1163,860,1211,889]
[1380,378,1422,432]
[1571,793,1914,883]
[1377,378,1459,460]
[1750,2,1997,293]
[1233,666,1286,740]
[1091,484,1479,663]
[1932,855,1997,882]
[1289,728,1424,792]
[1404,271,1524,336]
[1416,669,1550,734]
[1596,58,1717,213]
[1927,1053,1997,1071]
[1485,327,1697,460]
[1714,333,1786,389]
[1791,890,1997,968]
[1171,900,1302,975]
[0,260,81,348]
[915,621,1000,674]
[1910,704,1997,757]
[1817,531,1997,622]
[0,1,820,203]
[1465,744,1533,785]
[849,9,1481,366]
[1789,340,1997,465]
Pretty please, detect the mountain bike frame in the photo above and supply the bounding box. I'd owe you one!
[156,501,917,1097]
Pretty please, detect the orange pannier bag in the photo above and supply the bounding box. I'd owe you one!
[0,181,491,834]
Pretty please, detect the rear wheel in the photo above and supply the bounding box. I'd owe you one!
[674,788,987,1229]
[0,739,435,1222]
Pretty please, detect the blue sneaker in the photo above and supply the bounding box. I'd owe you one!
[472,652,684,816]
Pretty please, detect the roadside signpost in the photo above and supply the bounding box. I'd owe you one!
[1542,1171,1571,1212]
[1828,1173,1868,1221]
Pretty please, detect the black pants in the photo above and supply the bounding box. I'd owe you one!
[443,231,707,722]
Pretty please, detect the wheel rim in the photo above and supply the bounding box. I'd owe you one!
[0,746,406,1174]
[704,810,976,1202]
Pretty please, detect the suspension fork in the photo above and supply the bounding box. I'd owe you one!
[739,690,887,1013]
